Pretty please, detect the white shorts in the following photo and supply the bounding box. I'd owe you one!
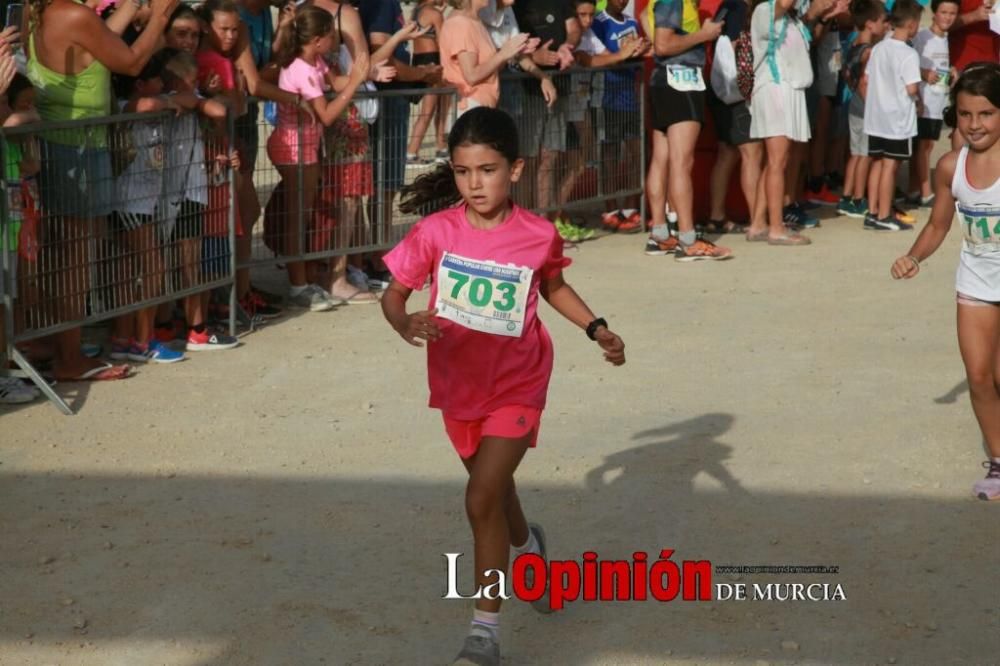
[849,114,868,157]
[750,81,811,143]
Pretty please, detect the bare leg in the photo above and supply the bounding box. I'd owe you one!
[877,158,900,220]
[957,303,1000,457]
[764,136,791,237]
[709,142,739,222]
[645,129,670,232]
[460,434,532,613]
[665,121,701,235]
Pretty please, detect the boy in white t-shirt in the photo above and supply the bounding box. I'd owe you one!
[863,0,923,231]
[907,0,959,207]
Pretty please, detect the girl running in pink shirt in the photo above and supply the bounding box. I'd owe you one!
[381,107,626,666]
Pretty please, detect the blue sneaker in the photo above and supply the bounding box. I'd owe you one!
[130,340,185,364]
[784,204,820,229]
[109,338,133,361]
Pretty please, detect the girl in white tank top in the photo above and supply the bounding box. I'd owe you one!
[890,62,1000,501]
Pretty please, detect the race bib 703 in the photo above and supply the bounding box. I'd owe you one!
[434,252,533,337]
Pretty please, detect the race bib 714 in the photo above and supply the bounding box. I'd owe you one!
[434,252,534,337]
[957,202,1000,255]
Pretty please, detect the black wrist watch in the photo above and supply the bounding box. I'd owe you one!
[586,317,608,341]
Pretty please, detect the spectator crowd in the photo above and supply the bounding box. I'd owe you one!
[0,0,997,403]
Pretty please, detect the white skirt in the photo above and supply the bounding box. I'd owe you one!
[749,80,811,143]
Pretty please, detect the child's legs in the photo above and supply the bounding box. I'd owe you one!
[867,157,884,215]
[957,303,1000,456]
[407,94,438,156]
[665,121,701,234]
[709,142,738,221]
[738,142,763,218]
[276,163,319,287]
[623,137,641,210]
[913,139,934,198]
[763,136,791,233]
[808,96,832,180]
[877,158,900,219]
[461,433,532,613]
[131,225,163,344]
[645,129,670,230]
[843,154,859,198]
[435,95,451,151]
[784,142,807,206]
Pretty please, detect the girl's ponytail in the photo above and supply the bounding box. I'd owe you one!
[399,163,463,216]
[278,6,335,69]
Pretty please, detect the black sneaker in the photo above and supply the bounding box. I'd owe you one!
[873,216,908,231]
[863,213,880,230]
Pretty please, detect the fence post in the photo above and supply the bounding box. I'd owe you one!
[638,64,646,229]
[375,91,386,247]
[228,110,238,337]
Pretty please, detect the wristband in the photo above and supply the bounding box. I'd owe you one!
[586,317,608,341]
[907,255,920,269]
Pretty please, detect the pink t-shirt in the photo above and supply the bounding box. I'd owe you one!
[276,56,329,129]
[383,204,571,420]
[439,13,500,109]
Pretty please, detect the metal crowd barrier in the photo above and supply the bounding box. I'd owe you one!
[0,111,237,414]
[500,62,646,219]
[0,63,646,415]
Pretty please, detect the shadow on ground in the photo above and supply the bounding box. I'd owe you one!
[1,414,996,665]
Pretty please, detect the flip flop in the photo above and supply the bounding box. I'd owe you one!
[62,363,134,382]
[745,230,769,242]
[767,233,812,246]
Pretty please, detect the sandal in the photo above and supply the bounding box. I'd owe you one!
[701,219,748,234]
[58,363,135,382]
[745,229,769,242]
[767,233,812,246]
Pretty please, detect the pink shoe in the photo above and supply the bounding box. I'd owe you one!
[973,460,1000,501]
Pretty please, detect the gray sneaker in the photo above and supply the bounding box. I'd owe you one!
[452,634,499,666]
[524,523,554,614]
[288,285,335,312]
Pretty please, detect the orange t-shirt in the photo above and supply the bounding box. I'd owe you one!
[439,13,500,109]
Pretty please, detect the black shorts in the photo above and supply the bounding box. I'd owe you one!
[917,117,943,141]
[708,96,755,146]
[604,108,640,144]
[649,86,704,131]
[173,200,205,241]
[412,52,440,67]
[868,135,912,160]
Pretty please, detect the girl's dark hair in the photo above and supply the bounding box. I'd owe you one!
[6,73,33,106]
[943,62,1000,128]
[399,107,520,216]
[197,0,240,25]
[277,5,334,68]
[168,4,200,29]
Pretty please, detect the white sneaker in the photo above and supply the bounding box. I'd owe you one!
[0,376,37,404]
[288,285,335,312]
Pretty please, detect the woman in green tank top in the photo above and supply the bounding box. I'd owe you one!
[22,0,178,381]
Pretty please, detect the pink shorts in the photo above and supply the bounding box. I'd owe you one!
[957,291,1000,307]
[266,126,321,166]
[442,405,542,459]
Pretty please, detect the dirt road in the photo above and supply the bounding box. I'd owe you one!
[2,213,997,665]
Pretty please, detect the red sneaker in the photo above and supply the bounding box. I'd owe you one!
[601,211,623,229]
[805,184,840,206]
[617,211,643,233]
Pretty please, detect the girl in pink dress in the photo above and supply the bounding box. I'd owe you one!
[381,107,626,666]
